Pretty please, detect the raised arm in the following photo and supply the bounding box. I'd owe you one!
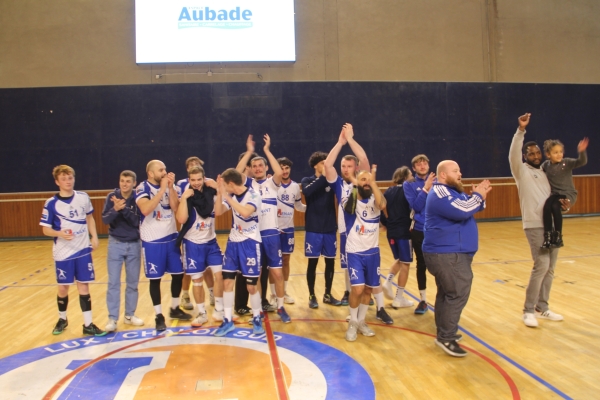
[324,127,346,182]
[214,176,229,217]
[236,135,255,180]
[167,172,179,213]
[573,137,589,169]
[343,123,370,171]
[263,134,283,185]
[370,165,386,211]
[509,113,530,177]
[137,178,168,216]
[301,175,328,198]
[176,188,194,224]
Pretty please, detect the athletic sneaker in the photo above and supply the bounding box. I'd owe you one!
[323,293,342,306]
[308,295,319,309]
[180,293,194,311]
[277,307,292,323]
[83,323,108,337]
[376,308,394,325]
[435,339,467,357]
[209,291,215,306]
[105,319,117,332]
[262,300,276,313]
[191,312,208,327]
[382,280,394,300]
[455,334,463,342]
[358,321,375,337]
[170,307,192,321]
[155,314,167,331]
[341,291,350,306]
[252,316,265,335]
[212,310,224,321]
[346,320,359,342]
[52,318,68,335]
[346,314,351,322]
[523,313,538,328]
[214,318,235,337]
[537,310,564,321]
[124,315,144,326]
[414,300,428,314]
[284,293,295,304]
[392,297,414,309]
[236,306,252,316]
[269,294,277,307]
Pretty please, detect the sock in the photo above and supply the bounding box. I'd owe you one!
[149,279,162,306]
[420,290,427,302]
[270,283,276,297]
[171,297,180,309]
[83,311,92,327]
[171,274,183,298]
[224,291,234,321]
[350,306,358,322]
[386,273,395,284]
[306,258,318,296]
[358,303,369,322]
[250,292,262,318]
[59,311,67,319]
[57,295,68,319]
[324,257,335,294]
[215,297,224,312]
[154,305,162,315]
[395,286,405,300]
[182,289,189,298]
[197,302,206,315]
[374,291,384,309]
[345,270,351,292]
[277,297,284,308]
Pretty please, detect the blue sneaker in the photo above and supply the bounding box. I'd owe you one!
[252,316,265,335]
[277,307,292,323]
[214,318,235,337]
[341,291,349,306]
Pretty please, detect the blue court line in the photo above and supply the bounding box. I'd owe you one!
[380,275,572,400]
[0,287,7,292]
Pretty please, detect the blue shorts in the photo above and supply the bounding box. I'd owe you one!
[339,233,348,269]
[305,232,336,258]
[388,238,413,263]
[347,251,381,288]
[223,239,261,278]
[260,235,283,268]
[182,238,223,275]
[280,230,295,254]
[142,239,183,279]
[55,253,95,284]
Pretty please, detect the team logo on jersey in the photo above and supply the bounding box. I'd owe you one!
[277,208,282,216]
[0,329,375,399]
[356,225,365,235]
[325,187,331,192]
[305,243,313,253]
[349,267,359,280]
[41,212,49,221]
[187,259,198,270]
[57,268,67,280]
[147,263,158,274]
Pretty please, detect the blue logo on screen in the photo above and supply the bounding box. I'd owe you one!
[178,6,253,29]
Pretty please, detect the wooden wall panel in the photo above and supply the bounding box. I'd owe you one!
[1,176,598,239]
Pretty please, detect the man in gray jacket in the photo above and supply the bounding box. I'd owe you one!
[509,113,568,328]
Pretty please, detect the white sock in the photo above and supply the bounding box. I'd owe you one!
[224,291,234,321]
[345,270,351,292]
[374,291,384,309]
[196,303,206,315]
[250,292,262,318]
[208,287,214,296]
[350,306,358,322]
[59,311,67,319]
[154,305,162,315]
[386,273,395,284]
[395,287,405,300]
[420,290,427,302]
[171,297,180,309]
[215,297,224,312]
[270,283,276,296]
[358,303,369,322]
[83,311,92,327]
[182,289,189,298]
[277,297,284,308]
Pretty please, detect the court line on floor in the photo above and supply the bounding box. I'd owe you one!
[263,313,290,400]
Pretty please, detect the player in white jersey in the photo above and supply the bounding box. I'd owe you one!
[324,123,371,306]
[40,165,106,337]
[342,166,387,342]
[274,157,306,305]
[136,160,192,331]
[213,168,265,336]
[175,166,226,327]
[236,134,291,323]
[175,156,216,311]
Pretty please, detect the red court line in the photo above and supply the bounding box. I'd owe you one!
[263,313,290,400]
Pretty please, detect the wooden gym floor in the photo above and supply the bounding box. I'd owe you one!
[0,217,598,399]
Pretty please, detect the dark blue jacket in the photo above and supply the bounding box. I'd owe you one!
[404,175,428,231]
[102,189,140,242]
[300,174,337,233]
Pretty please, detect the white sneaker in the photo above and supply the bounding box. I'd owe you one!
[124,315,144,326]
[105,319,117,332]
[382,280,394,300]
[346,320,359,342]
[346,314,351,322]
[269,294,277,307]
[209,292,215,306]
[537,310,564,321]
[284,293,295,304]
[181,294,194,311]
[213,310,238,322]
[392,297,414,309]
[523,313,538,327]
[192,312,208,327]
[357,321,375,337]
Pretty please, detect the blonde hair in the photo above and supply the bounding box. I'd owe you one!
[52,165,75,180]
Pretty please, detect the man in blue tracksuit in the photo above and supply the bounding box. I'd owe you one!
[423,160,491,357]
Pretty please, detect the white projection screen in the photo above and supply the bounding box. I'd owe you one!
[135,0,296,63]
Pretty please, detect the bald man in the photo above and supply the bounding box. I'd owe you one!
[136,160,192,331]
[422,160,491,357]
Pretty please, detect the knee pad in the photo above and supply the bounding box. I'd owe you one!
[190,273,203,280]
[245,276,259,286]
[222,271,237,280]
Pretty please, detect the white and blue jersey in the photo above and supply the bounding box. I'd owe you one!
[183,205,217,244]
[40,191,94,261]
[328,176,354,234]
[175,178,189,198]
[343,195,381,256]
[277,181,305,234]
[135,181,177,243]
[247,176,280,237]
[225,187,262,243]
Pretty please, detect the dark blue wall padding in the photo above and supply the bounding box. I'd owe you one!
[1,82,598,193]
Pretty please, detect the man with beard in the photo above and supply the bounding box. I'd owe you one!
[136,160,192,331]
[423,160,491,357]
[236,134,291,324]
[342,166,386,341]
[509,113,568,328]
[403,155,436,314]
[176,166,225,326]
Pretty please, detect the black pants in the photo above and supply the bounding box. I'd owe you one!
[411,229,427,291]
[543,194,566,232]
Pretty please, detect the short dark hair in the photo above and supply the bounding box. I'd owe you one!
[392,166,411,185]
[522,141,539,154]
[543,139,564,154]
[411,154,429,167]
[308,151,327,168]
[222,168,243,185]
[120,170,137,181]
[277,157,293,168]
[239,152,259,167]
